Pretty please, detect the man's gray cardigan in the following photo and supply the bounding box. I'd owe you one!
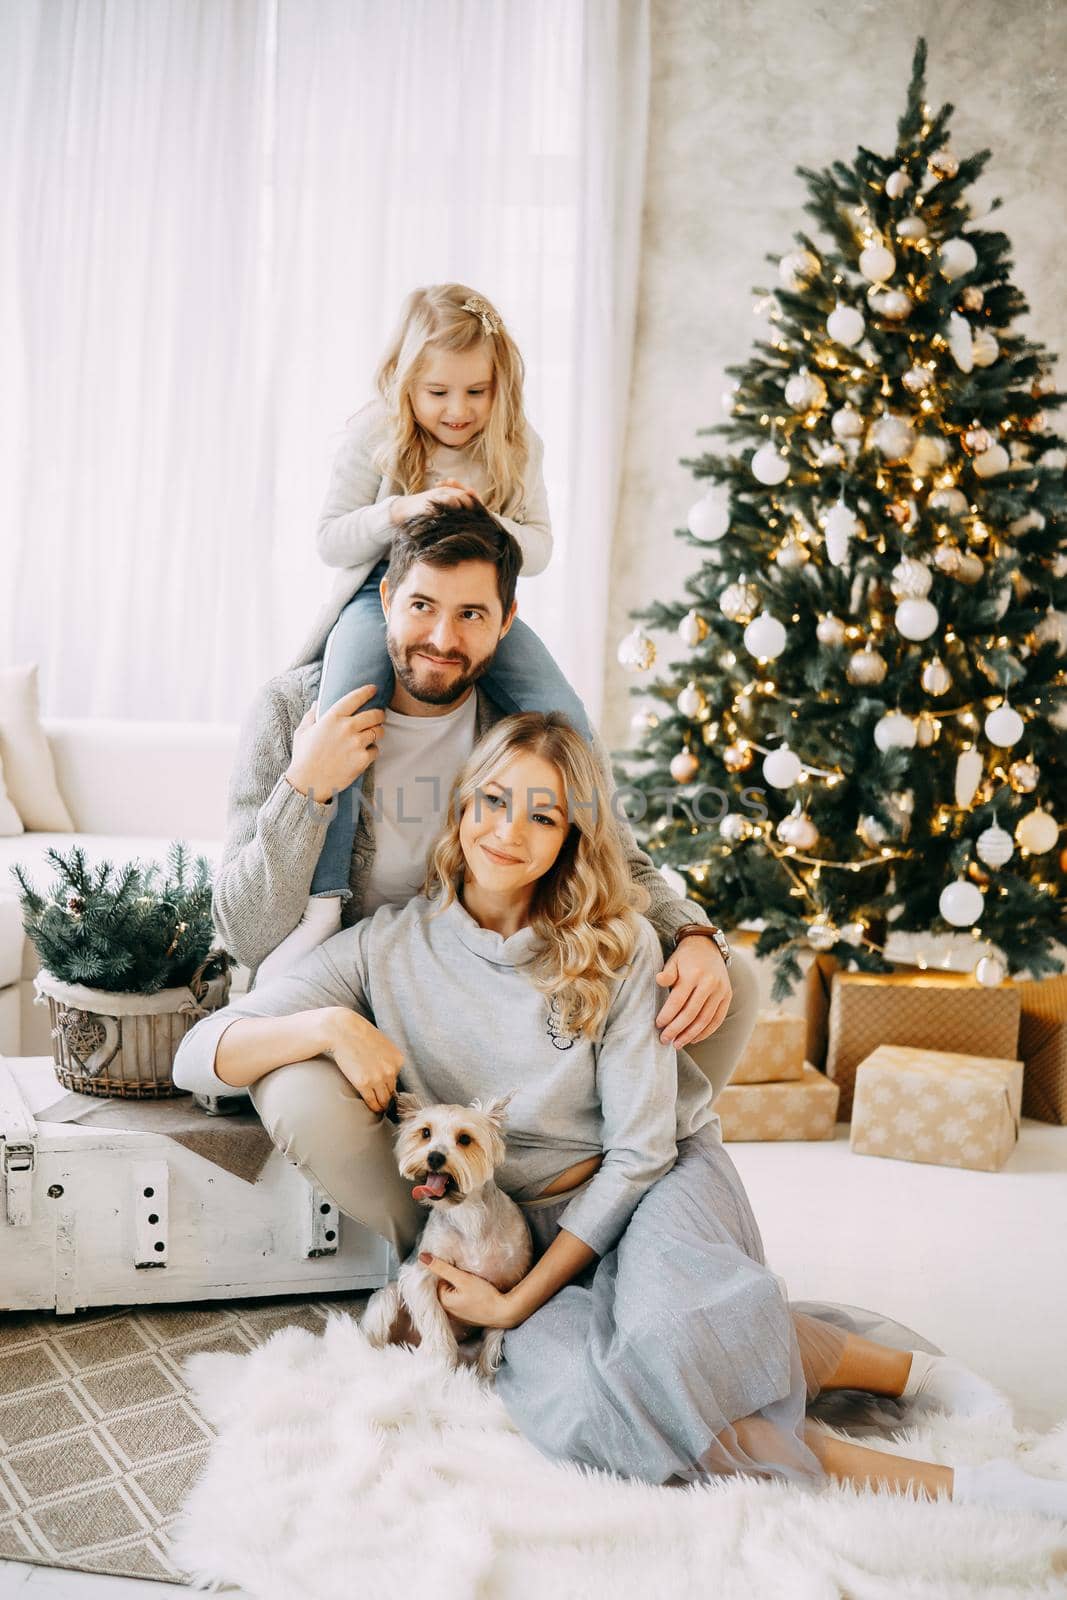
[213,664,711,977]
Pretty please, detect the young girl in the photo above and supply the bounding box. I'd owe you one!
[276,283,590,974]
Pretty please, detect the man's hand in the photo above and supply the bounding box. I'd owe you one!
[654,937,732,1048]
[285,685,385,807]
[319,1007,403,1114]
[418,1254,518,1329]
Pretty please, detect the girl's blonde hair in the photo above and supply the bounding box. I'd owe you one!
[424,714,650,1040]
[373,284,528,516]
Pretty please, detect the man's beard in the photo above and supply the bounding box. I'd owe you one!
[388,636,492,706]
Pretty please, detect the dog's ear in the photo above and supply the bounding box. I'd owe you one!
[471,1093,513,1131]
[393,1091,425,1122]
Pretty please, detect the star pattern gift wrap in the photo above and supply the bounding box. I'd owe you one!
[718,1064,840,1142]
[1014,974,1067,1125]
[850,1045,1024,1173]
[727,1012,806,1085]
[823,970,1021,1120]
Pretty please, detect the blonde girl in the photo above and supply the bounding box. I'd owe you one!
[281,283,589,968]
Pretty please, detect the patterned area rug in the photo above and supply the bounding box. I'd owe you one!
[0,1294,368,1583]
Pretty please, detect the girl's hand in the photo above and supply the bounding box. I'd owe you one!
[419,1254,518,1329]
[390,482,480,525]
[318,1007,403,1114]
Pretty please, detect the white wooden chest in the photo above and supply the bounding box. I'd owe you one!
[0,1057,393,1314]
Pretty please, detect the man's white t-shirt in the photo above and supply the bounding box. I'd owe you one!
[360,690,480,914]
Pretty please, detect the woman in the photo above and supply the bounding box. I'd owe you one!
[173,714,1063,1517]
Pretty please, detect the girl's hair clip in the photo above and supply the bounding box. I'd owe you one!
[462,296,501,337]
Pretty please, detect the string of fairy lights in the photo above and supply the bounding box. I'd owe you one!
[617,109,1066,985]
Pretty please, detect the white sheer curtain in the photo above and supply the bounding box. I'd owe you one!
[0,0,649,725]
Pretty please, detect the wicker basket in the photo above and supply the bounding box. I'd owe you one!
[33,953,232,1099]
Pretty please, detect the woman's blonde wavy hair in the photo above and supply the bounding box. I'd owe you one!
[424,713,650,1040]
[373,284,528,516]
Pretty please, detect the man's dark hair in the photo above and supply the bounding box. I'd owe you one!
[384,502,522,616]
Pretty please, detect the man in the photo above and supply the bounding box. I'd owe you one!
[175,504,757,1251]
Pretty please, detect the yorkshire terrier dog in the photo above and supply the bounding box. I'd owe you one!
[361,1093,532,1378]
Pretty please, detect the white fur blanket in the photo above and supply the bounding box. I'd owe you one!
[173,1316,1067,1599]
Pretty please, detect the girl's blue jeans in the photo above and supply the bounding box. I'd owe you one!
[309,560,593,898]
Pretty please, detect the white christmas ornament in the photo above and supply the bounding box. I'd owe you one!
[778,249,820,290]
[976,954,1006,988]
[909,435,950,476]
[827,304,865,347]
[659,866,687,898]
[929,487,969,517]
[874,712,917,753]
[743,613,787,660]
[885,169,912,199]
[751,444,789,485]
[806,918,838,953]
[891,557,933,599]
[955,749,984,808]
[915,713,939,747]
[1016,809,1059,854]
[763,745,803,789]
[939,238,978,281]
[922,657,952,696]
[847,648,888,686]
[670,749,700,784]
[718,581,759,622]
[939,878,985,928]
[823,502,860,566]
[785,370,827,411]
[895,214,927,241]
[777,807,819,849]
[687,494,727,542]
[1010,510,1046,537]
[870,289,913,321]
[677,683,706,719]
[972,330,1000,367]
[859,242,896,282]
[902,364,933,394]
[720,813,753,843]
[871,414,915,460]
[973,444,1010,478]
[948,312,974,373]
[617,627,656,672]
[816,615,847,647]
[830,407,864,441]
[840,922,866,946]
[815,441,846,467]
[1036,609,1067,654]
[678,609,708,647]
[629,708,659,738]
[984,703,1024,747]
[895,597,940,641]
[976,825,1014,868]
[775,536,809,570]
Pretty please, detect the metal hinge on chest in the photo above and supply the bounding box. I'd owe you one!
[2,1140,36,1227]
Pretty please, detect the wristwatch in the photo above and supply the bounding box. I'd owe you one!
[674,921,732,968]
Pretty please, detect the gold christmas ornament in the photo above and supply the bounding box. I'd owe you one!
[886,499,915,527]
[961,286,984,312]
[921,656,952,696]
[962,427,993,456]
[701,720,720,747]
[678,608,709,647]
[957,552,985,585]
[816,614,847,647]
[776,805,819,849]
[720,812,755,843]
[1016,809,1060,854]
[846,647,888,686]
[915,712,940,746]
[1009,759,1040,793]
[617,626,657,672]
[722,741,754,773]
[669,748,700,785]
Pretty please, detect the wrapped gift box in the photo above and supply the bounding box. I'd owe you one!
[822,970,1020,1120]
[850,1045,1023,1173]
[728,1011,805,1085]
[1014,973,1067,1125]
[718,1064,839,1142]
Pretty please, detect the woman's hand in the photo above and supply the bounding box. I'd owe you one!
[319,1007,403,1113]
[390,480,481,525]
[419,1254,519,1329]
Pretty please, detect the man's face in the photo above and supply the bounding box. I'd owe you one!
[381,559,517,706]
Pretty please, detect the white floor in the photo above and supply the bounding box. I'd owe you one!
[3,1118,1065,1597]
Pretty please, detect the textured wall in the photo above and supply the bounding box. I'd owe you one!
[602,0,1067,748]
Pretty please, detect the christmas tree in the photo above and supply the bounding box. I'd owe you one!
[616,39,1067,999]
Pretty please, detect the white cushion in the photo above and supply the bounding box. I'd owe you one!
[0,891,23,988]
[0,665,75,832]
[0,751,23,837]
[43,718,238,838]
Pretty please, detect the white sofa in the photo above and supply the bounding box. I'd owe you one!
[0,718,242,1056]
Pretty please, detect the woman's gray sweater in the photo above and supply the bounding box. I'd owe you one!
[173,896,719,1257]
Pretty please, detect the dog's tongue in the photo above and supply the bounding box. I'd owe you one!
[412,1173,450,1201]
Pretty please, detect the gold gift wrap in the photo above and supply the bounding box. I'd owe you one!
[718,1064,840,1142]
[850,1045,1023,1173]
[1014,974,1067,1126]
[823,970,1021,1120]
[728,1011,806,1085]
